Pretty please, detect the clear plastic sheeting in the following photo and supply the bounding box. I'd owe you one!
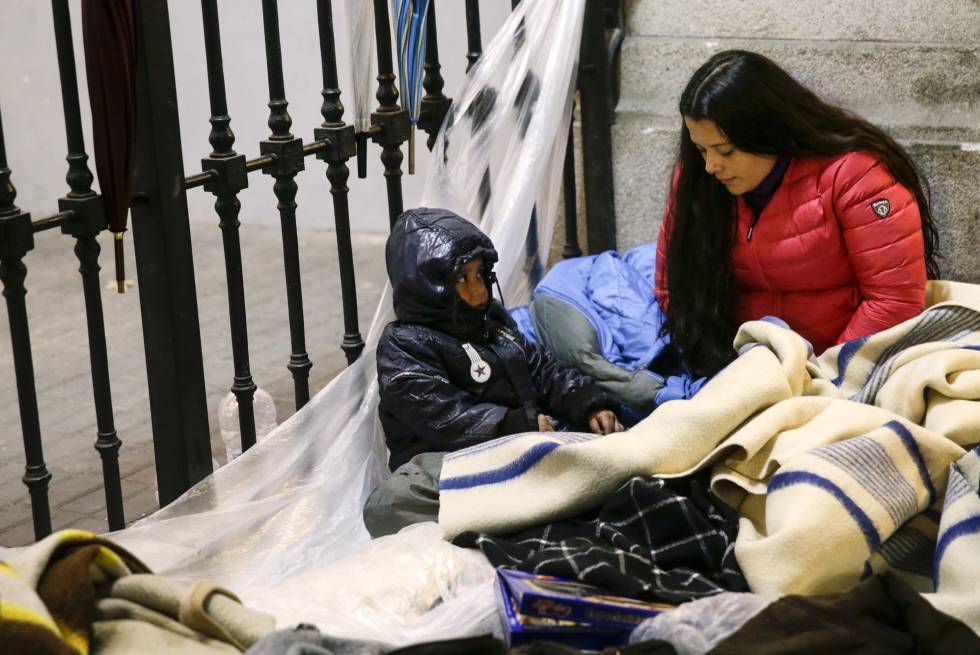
[106,0,587,646]
[243,523,499,645]
[422,0,584,305]
[629,592,779,655]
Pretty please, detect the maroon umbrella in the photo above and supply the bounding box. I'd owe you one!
[81,0,137,293]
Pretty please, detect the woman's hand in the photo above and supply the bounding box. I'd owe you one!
[537,414,557,432]
[588,409,624,435]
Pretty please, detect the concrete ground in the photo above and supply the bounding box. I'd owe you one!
[0,221,387,547]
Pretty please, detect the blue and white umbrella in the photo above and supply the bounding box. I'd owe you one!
[391,0,431,173]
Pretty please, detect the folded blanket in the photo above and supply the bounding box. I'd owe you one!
[439,289,980,610]
[0,529,275,654]
[923,446,980,630]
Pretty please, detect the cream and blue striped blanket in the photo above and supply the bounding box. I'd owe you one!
[438,281,980,628]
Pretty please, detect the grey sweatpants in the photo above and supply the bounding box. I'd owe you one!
[362,451,445,539]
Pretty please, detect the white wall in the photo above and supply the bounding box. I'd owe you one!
[0,1,511,233]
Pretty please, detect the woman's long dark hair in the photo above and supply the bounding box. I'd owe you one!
[664,50,941,378]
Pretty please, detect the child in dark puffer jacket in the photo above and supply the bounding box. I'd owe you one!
[364,208,622,537]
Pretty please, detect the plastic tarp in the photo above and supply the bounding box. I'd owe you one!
[107,0,587,646]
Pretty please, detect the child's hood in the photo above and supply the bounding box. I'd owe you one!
[386,207,499,327]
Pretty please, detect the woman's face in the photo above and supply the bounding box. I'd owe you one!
[684,117,777,196]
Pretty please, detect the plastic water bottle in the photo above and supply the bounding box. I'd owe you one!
[218,387,277,462]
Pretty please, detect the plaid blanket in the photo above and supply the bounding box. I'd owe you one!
[453,473,747,603]
[439,282,980,629]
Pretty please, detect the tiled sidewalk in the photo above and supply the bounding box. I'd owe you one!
[0,222,387,547]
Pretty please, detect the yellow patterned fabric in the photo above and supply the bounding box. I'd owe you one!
[0,529,147,655]
[0,529,273,654]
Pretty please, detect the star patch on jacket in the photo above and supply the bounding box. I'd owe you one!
[870,198,891,218]
[462,342,492,383]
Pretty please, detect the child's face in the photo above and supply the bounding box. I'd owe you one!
[455,259,489,310]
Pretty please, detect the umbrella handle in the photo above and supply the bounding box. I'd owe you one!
[409,124,415,175]
[114,232,126,294]
[356,132,369,179]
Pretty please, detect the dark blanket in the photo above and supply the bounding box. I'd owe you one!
[453,474,747,604]
[710,572,980,654]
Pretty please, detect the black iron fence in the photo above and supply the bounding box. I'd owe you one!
[0,0,623,543]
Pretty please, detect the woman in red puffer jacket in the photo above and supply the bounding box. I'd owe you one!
[654,50,941,378]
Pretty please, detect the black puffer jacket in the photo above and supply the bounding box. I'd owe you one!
[378,208,612,471]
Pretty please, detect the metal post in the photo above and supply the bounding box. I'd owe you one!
[315,0,364,364]
[51,0,94,201]
[371,0,410,226]
[460,5,495,224]
[130,0,212,504]
[0,107,51,540]
[199,0,258,452]
[71,236,125,528]
[51,0,125,530]
[417,1,451,151]
[577,0,616,253]
[259,0,313,408]
[464,0,482,72]
[562,118,582,259]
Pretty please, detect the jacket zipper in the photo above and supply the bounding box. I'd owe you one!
[740,201,769,293]
[746,211,761,242]
[390,371,450,385]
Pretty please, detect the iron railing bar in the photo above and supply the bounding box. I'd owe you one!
[74,234,126,530]
[562,116,582,259]
[0,106,52,540]
[261,0,313,409]
[201,1,231,132]
[577,0,617,252]
[417,0,451,151]
[461,2,494,224]
[371,0,409,226]
[200,0,259,452]
[185,169,218,189]
[31,211,74,233]
[303,141,328,156]
[246,154,277,172]
[262,0,287,103]
[185,152,278,189]
[50,0,93,198]
[464,0,482,73]
[315,0,365,364]
[0,255,51,540]
[51,0,126,530]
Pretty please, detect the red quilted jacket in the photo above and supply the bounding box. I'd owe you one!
[655,151,927,355]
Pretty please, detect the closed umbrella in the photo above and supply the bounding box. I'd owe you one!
[391,0,431,174]
[81,0,137,293]
[344,0,376,178]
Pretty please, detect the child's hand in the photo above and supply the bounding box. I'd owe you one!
[537,414,557,432]
[588,410,624,435]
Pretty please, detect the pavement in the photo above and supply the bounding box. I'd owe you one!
[0,221,388,547]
